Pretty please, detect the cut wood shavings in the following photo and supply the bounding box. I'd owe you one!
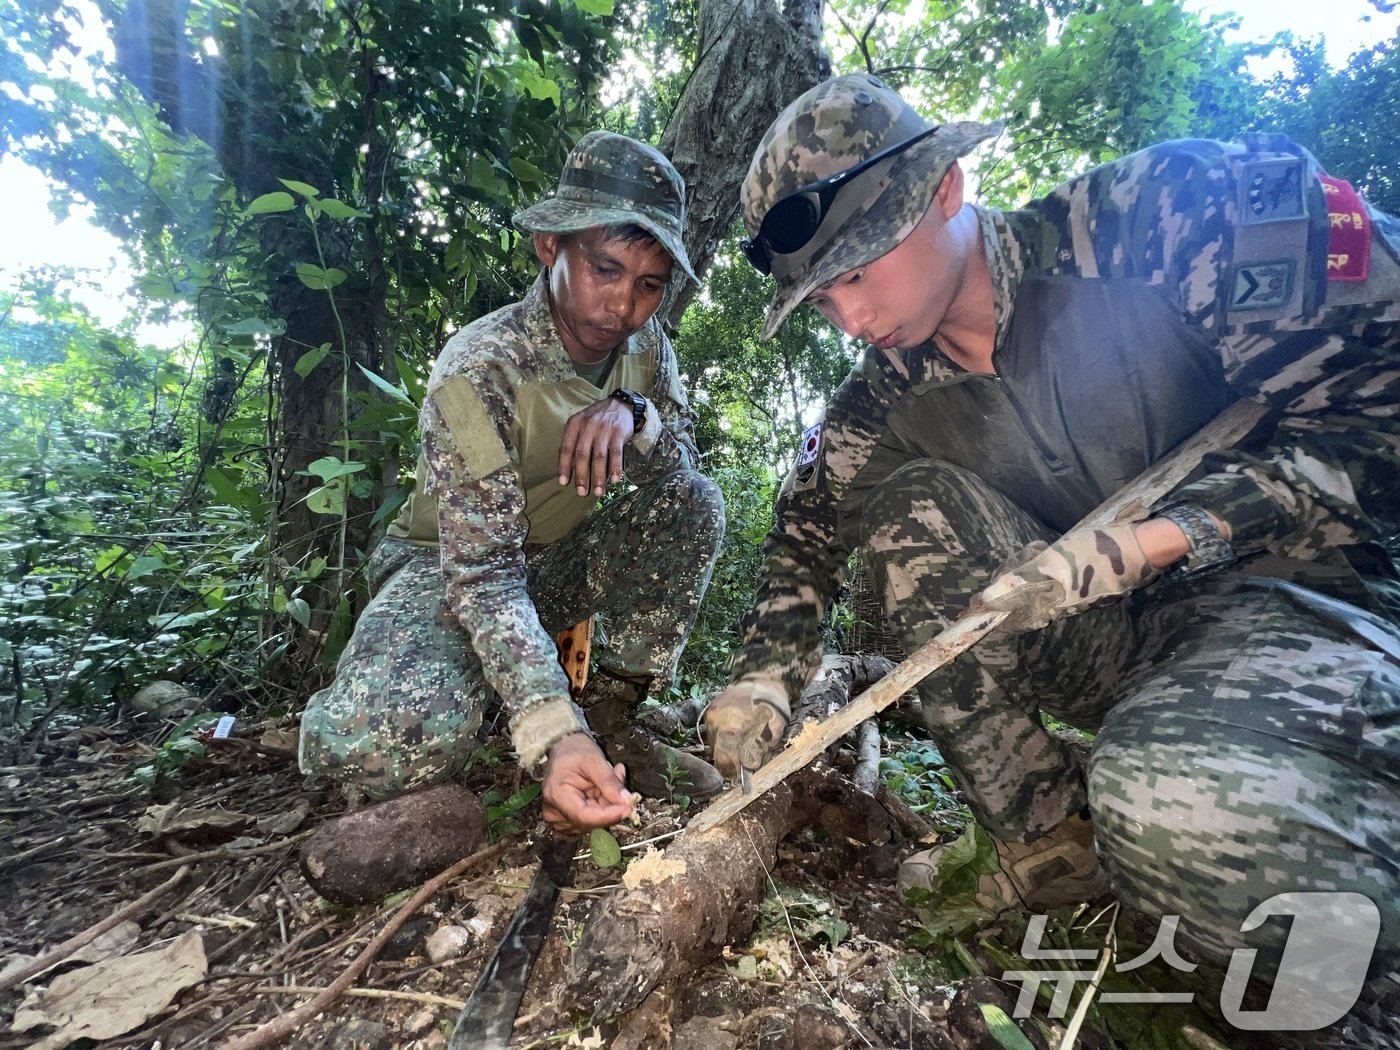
[620,847,687,889]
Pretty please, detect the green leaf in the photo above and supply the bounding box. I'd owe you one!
[355,363,413,404]
[222,317,286,336]
[515,67,561,105]
[278,178,321,198]
[305,456,366,482]
[306,478,347,516]
[248,191,296,214]
[508,156,546,186]
[569,0,614,14]
[314,198,365,219]
[978,1004,1036,1050]
[589,828,622,869]
[294,344,333,378]
[126,555,167,581]
[294,263,349,290]
[287,597,311,628]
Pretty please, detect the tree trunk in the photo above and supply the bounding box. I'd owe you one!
[660,0,830,326]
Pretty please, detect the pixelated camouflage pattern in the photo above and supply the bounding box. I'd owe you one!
[514,130,698,286]
[732,133,1400,708]
[854,459,1400,966]
[740,73,1000,338]
[727,132,1400,958]
[303,269,714,785]
[300,468,723,796]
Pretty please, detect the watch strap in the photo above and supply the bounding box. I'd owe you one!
[1154,501,1235,580]
[610,387,646,434]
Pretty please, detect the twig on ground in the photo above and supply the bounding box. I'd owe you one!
[0,863,191,992]
[133,829,314,874]
[1061,903,1117,1050]
[249,984,465,1009]
[217,841,506,1050]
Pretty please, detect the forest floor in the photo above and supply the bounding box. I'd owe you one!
[2,709,1399,1050]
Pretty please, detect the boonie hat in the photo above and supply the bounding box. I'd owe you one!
[742,74,1001,338]
[514,130,699,286]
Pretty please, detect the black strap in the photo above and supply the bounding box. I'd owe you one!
[559,167,680,217]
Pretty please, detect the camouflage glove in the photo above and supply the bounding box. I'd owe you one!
[702,677,790,784]
[969,523,1159,635]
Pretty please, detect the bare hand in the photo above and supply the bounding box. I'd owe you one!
[557,398,637,497]
[540,732,636,834]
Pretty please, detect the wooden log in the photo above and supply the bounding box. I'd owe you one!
[563,786,793,1018]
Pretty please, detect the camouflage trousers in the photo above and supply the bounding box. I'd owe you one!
[862,459,1400,966]
[299,469,724,799]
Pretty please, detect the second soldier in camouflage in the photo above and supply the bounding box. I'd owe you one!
[707,72,1400,978]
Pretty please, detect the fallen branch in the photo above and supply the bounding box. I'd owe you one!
[218,842,506,1050]
[0,863,191,992]
[249,985,465,1010]
[134,829,315,874]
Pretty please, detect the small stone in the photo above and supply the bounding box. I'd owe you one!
[404,1008,436,1036]
[791,1004,849,1050]
[130,681,199,718]
[332,1019,391,1050]
[299,785,487,905]
[424,924,472,963]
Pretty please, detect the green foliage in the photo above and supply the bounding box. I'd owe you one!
[756,880,851,948]
[880,739,967,823]
[1258,33,1400,214]
[482,782,542,840]
[588,827,623,869]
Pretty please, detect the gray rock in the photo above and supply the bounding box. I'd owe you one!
[332,1019,391,1050]
[425,924,473,963]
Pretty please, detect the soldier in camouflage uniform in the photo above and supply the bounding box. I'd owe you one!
[301,131,726,834]
[705,73,1400,972]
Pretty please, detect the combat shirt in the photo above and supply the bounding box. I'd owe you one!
[731,134,1400,704]
[395,272,701,768]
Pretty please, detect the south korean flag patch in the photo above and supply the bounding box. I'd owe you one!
[793,420,824,490]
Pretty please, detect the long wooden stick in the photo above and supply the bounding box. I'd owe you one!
[0,864,191,992]
[688,398,1268,836]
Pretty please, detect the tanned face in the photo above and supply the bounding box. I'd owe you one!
[533,227,674,363]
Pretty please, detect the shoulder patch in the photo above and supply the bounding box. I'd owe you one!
[430,377,510,480]
[792,421,824,490]
[1320,175,1371,282]
[1229,261,1295,311]
[1241,159,1307,225]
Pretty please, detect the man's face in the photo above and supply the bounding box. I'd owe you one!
[801,165,966,351]
[535,227,673,363]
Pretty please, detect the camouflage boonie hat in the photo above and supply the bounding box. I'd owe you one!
[514,130,699,286]
[742,74,1001,338]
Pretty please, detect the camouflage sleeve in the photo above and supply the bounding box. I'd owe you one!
[421,375,588,774]
[623,324,700,481]
[729,353,900,701]
[1058,139,1400,560]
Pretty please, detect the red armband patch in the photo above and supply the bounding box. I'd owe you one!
[1320,175,1370,282]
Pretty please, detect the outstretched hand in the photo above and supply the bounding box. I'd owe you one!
[540,732,636,834]
[557,398,637,498]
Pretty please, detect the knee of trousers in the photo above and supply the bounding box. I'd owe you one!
[1086,702,1400,970]
[857,459,1003,551]
[650,469,725,542]
[298,568,487,801]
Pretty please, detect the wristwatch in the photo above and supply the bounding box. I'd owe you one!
[1153,501,1235,579]
[609,387,646,434]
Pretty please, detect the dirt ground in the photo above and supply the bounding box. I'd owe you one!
[2,714,1398,1050]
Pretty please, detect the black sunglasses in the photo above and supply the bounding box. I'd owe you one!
[741,124,940,276]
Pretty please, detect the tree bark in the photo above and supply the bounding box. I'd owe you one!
[660,0,831,326]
